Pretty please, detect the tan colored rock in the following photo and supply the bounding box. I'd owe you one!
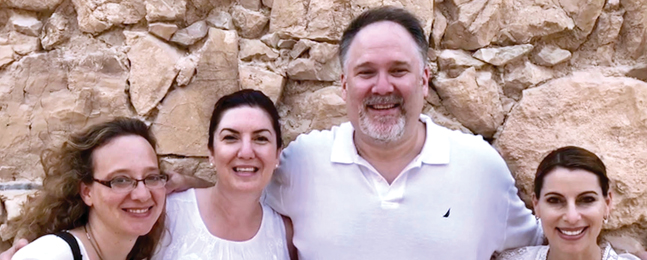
[72,0,146,34]
[500,2,574,44]
[306,86,346,131]
[433,68,504,138]
[289,39,314,58]
[40,12,69,50]
[494,73,647,230]
[175,55,198,87]
[262,0,273,8]
[239,39,278,61]
[239,0,262,11]
[9,32,40,55]
[152,28,240,156]
[532,45,572,66]
[239,64,284,103]
[431,8,447,48]
[558,0,604,34]
[232,5,269,38]
[144,0,187,22]
[270,0,433,42]
[473,44,533,66]
[442,0,502,50]
[277,39,296,49]
[437,49,486,78]
[618,3,647,59]
[170,21,209,46]
[503,60,554,100]
[0,46,15,68]
[260,32,280,48]
[148,23,179,41]
[3,0,63,11]
[125,32,183,116]
[9,12,42,37]
[206,10,235,30]
[588,10,624,47]
[286,42,339,81]
[160,157,216,182]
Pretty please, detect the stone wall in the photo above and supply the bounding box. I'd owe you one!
[0,0,646,247]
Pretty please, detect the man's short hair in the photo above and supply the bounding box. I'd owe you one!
[339,6,428,70]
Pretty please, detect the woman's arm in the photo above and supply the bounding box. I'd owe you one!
[0,239,27,260]
[281,216,298,260]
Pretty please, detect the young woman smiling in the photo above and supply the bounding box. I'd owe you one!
[497,146,639,260]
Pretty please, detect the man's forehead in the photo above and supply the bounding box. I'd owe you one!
[345,21,421,66]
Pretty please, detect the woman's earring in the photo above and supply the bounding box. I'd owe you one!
[604,215,609,224]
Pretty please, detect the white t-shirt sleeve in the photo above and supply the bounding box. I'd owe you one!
[12,234,78,260]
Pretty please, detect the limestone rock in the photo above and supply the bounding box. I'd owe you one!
[9,32,40,55]
[473,44,533,66]
[306,86,346,131]
[239,64,284,103]
[239,39,278,61]
[442,0,503,50]
[262,0,273,8]
[206,10,234,30]
[433,68,504,138]
[494,73,647,230]
[270,0,432,42]
[500,3,574,44]
[144,0,187,22]
[152,28,240,156]
[148,23,179,41]
[170,21,208,46]
[558,0,605,35]
[232,5,269,38]
[431,8,447,48]
[3,0,63,11]
[0,46,15,68]
[588,9,624,47]
[532,45,572,66]
[72,0,146,34]
[277,39,296,49]
[286,42,339,81]
[290,39,314,58]
[626,64,647,82]
[40,12,69,50]
[618,0,647,59]
[503,60,554,100]
[175,55,198,87]
[125,32,183,116]
[9,12,42,37]
[239,0,262,11]
[437,49,486,78]
[260,32,280,48]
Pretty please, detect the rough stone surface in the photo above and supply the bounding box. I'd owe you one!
[72,0,146,34]
[152,28,239,156]
[3,0,63,11]
[433,68,504,138]
[499,1,574,44]
[533,45,572,66]
[170,20,209,46]
[175,55,198,87]
[40,12,69,50]
[441,0,503,50]
[473,44,534,66]
[126,32,183,116]
[495,73,647,232]
[286,42,339,81]
[289,38,314,58]
[239,0,262,11]
[9,12,42,37]
[160,157,216,182]
[0,46,15,68]
[148,23,179,41]
[260,32,280,48]
[144,0,187,22]
[239,39,278,61]
[437,49,486,78]
[239,64,284,103]
[262,0,274,8]
[232,5,269,38]
[206,10,234,30]
[503,60,554,100]
[9,32,40,55]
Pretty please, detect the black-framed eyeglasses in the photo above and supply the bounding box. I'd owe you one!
[93,174,168,193]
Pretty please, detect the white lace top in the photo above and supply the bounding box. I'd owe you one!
[496,243,641,260]
[152,189,290,260]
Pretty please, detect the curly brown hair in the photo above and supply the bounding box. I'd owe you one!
[3,117,166,260]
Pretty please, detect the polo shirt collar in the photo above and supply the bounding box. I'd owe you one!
[329,114,451,165]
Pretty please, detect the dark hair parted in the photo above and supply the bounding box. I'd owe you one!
[208,89,283,151]
[339,6,428,69]
[4,117,165,260]
[534,146,610,197]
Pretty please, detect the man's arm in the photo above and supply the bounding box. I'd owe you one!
[164,171,214,194]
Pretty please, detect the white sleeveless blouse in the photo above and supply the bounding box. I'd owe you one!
[153,189,289,260]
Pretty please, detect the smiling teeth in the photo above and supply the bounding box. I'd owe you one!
[560,229,584,236]
[127,208,149,214]
[371,104,395,110]
[235,167,256,172]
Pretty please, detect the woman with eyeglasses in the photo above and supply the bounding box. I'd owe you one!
[4,118,167,260]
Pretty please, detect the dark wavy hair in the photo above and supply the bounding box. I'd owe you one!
[534,146,610,197]
[4,117,165,260]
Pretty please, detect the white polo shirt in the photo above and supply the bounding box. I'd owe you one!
[265,114,542,260]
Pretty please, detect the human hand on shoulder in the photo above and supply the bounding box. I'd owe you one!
[164,170,214,195]
[0,238,27,260]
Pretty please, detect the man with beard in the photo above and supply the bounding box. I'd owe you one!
[263,6,542,260]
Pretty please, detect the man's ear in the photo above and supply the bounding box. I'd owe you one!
[80,182,93,207]
[421,66,430,98]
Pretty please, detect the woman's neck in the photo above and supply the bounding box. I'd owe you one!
[196,185,263,241]
[71,214,139,260]
[547,244,602,260]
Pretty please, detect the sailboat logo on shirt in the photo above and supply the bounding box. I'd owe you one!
[443,208,450,218]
